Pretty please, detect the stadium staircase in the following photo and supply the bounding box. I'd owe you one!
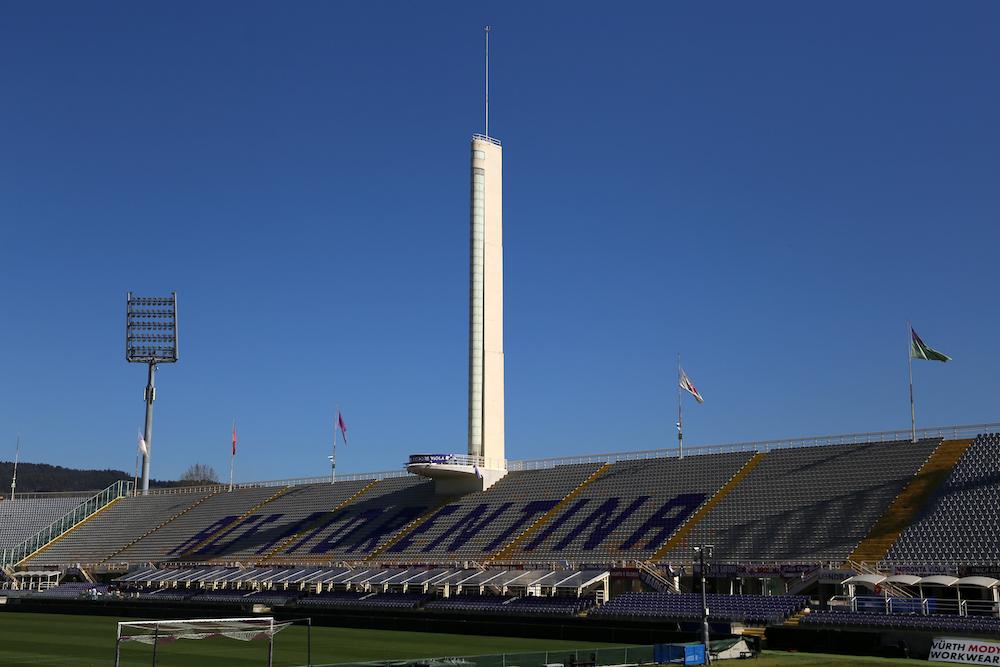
[485,463,612,563]
[5,481,133,567]
[650,453,765,561]
[175,485,295,561]
[101,489,222,563]
[258,479,380,565]
[365,498,458,561]
[636,560,678,593]
[783,610,808,627]
[848,438,972,564]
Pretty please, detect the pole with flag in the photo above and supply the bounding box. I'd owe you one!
[677,357,705,459]
[135,431,146,497]
[10,434,20,500]
[229,420,237,492]
[330,408,347,484]
[908,323,952,443]
[677,354,683,459]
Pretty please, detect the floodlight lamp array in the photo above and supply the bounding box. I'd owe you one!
[126,292,178,363]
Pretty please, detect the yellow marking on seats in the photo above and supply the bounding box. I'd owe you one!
[101,490,220,563]
[17,496,125,567]
[256,479,381,565]
[364,499,456,562]
[174,485,296,560]
[848,438,973,563]
[651,452,766,561]
[486,463,613,564]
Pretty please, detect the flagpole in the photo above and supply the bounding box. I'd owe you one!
[229,418,235,492]
[11,434,20,500]
[331,406,338,484]
[677,353,684,460]
[908,321,916,443]
[133,439,139,498]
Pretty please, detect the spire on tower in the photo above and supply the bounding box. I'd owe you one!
[484,25,491,138]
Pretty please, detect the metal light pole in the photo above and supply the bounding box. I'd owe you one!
[694,544,714,664]
[126,293,178,494]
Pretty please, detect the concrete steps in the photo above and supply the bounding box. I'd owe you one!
[175,485,295,560]
[653,452,765,560]
[257,479,380,565]
[485,463,612,564]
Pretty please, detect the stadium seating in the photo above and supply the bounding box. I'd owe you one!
[35,582,108,599]
[27,491,211,566]
[0,495,90,550]
[885,434,1000,566]
[801,609,1000,635]
[266,477,440,561]
[374,463,603,561]
[502,453,755,562]
[13,435,1000,571]
[115,486,280,561]
[183,479,377,561]
[589,592,808,625]
[659,439,941,563]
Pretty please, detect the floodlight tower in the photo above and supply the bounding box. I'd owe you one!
[126,293,178,494]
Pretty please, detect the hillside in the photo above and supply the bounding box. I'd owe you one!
[0,461,186,494]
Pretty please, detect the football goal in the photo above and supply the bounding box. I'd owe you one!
[114,616,312,666]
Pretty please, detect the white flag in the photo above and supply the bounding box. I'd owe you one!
[137,431,148,457]
[679,368,704,403]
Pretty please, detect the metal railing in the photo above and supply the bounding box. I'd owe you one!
[1,480,133,566]
[834,594,999,618]
[471,133,502,147]
[143,470,409,496]
[508,422,999,472]
[407,453,506,470]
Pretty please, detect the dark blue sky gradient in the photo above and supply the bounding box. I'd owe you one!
[2,2,998,481]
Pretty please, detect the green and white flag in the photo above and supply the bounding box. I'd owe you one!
[911,327,951,362]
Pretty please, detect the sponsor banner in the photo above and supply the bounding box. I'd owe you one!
[407,454,460,465]
[929,637,1000,664]
[780,564,820,578]
[738,564,782,577]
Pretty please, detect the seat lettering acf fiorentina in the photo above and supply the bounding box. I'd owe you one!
[168,493,706,559]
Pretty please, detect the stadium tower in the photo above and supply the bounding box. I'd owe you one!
[407,26,508,493]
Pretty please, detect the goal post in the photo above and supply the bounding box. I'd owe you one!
[114,616,312,667]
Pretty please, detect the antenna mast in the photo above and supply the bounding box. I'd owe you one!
[484,25,491,138]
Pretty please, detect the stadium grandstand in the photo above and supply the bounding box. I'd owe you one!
[3,423,1000,660]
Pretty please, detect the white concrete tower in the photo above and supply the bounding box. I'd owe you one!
[405,27,507,494]
[468,134,504,468]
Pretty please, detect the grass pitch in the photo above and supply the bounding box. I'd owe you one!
[0,612,617,666]
[0,611,918,667]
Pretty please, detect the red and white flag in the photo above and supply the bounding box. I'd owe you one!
[679,368,704,404]
[231,421,237,456]
[337,411,348,445]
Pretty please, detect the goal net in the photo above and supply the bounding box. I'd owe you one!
[115,617,306,667]
[118,617,292,644]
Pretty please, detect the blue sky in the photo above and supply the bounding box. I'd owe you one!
[1,2,998,482]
